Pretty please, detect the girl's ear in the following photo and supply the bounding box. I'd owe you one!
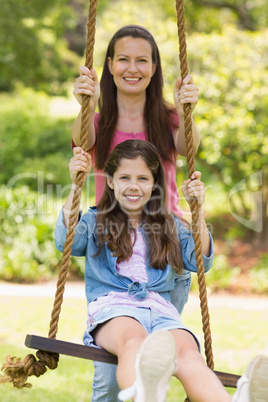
[107,176,114,190]
[107,57,113,75]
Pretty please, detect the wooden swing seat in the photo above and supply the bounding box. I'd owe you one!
[25,334,240,388]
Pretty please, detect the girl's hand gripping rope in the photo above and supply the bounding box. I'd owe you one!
[182,171,206,209]
[69,147,92,184]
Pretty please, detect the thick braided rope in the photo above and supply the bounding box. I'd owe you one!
[49,0,97,339]
[0,0,98,389]
[175,0,214,372]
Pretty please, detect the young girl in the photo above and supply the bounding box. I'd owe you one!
[55,140,267,402]
[71,24,200,400]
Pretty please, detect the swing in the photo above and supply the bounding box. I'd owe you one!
[0,0,241,396]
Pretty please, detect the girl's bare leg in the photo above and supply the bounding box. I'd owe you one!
[94,316,147,390]
[170,329,232,402]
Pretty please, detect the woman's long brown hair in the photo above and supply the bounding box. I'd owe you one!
[94,25,178,170]
[96,140,182,273]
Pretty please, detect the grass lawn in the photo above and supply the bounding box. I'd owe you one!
[1,289,268,401]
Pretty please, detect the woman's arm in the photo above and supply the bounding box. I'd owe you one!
[173,74,200,156]
[71,109,96,150]
[195,207,211,258]
[71,66,100,149]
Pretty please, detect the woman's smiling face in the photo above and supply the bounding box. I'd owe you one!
[107,156,155,222]
[107,36,156,97]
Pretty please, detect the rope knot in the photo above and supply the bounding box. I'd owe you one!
[0,351,59,388]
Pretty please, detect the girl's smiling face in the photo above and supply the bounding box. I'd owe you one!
[107,156,155,223]
[107,36,156,97]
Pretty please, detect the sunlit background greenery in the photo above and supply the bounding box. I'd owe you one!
[0,0,267,288]
[1,1,268,401]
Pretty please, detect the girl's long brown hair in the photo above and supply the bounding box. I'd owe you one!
[96,140,182,273]
[94,25,178,170]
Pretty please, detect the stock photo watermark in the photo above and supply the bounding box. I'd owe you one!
[228,170,263,233]
[3,169,265,234]
[5,171,97,216]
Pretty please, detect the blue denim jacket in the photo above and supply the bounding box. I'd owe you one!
[55,207,213,304]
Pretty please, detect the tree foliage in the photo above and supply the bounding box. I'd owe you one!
[188,27,268,244]
[1,0,267,92]
[0,0,79,93]
[190,0,268,31]
[0,90,73,188]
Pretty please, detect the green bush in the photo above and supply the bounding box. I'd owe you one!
[0,89,73,190]
[0,90,97,283]
[191,254,241,293]
[0,186,85,282]
[249,254,268,293]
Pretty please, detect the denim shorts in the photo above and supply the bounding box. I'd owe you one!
[83,305,200,351]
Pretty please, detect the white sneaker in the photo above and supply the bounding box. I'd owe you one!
[233,355,268,402]
[118,330,177,402]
